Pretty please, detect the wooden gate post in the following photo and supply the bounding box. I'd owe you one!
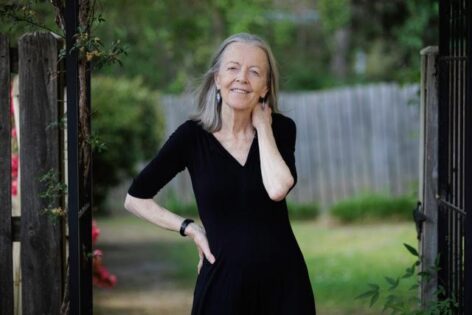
[419,46,439,308]
[18,32,63,315]
[0,34,13,315]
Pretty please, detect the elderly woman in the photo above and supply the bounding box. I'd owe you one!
[124,33,316,315]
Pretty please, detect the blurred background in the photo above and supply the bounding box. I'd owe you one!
[2,0,438,314]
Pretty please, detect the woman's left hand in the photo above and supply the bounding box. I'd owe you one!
[252,101,272,130]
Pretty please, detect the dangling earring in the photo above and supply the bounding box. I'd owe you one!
[216,89,222,105]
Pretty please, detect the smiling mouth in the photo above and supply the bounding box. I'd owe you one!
[230,88,250,94]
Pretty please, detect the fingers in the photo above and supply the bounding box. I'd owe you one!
[197,248,203,274]
[196,245,215,274]
[195,231,215,264]
[260,101,271,113]
[194,230,216,274]
[202,245,216,264]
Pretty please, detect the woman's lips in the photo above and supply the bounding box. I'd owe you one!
[230,88,250,94]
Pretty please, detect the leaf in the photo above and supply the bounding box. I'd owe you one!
[369,291,379,307]
[385,276,399,290]
[402,266,415,278]
[355,290,376,300]
[368,283,380,290]
[409,283,419,291]
[404,243,419,257]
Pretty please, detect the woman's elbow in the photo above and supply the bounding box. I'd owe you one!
[269,191,286,202]
[124,194,140,212]
[268,176,295,202]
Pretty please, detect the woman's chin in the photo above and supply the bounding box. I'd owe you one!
[223,101,256,112]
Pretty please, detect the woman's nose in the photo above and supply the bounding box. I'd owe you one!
[236,68,248,83]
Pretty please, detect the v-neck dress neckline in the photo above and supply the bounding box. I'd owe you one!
[207,130,258,168]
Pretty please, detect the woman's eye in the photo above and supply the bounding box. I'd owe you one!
[227,67,237,71]
[250,70,260,76]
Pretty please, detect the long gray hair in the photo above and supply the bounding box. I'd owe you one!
[191,33,280,132]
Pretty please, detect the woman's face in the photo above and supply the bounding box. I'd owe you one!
[215,42,269,112]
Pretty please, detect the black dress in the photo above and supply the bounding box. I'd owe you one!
[128,112,317,315]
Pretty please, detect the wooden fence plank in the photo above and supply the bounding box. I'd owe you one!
[18,32,63,315]
[0,34,13,315]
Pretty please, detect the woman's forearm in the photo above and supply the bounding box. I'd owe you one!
[256,124,295,201]
[124,194,193,235]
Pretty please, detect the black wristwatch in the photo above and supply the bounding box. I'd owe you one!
[179,218,194,237]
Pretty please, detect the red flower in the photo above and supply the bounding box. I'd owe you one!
[93,264,117,288]
[92,220,117,288]
[11,154,18,178]
[92,220,100,246]
[11,179,17,196]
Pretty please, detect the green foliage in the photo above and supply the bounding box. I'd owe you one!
[350,0,438,84]
[356,243,459,314]
[65,27,127,70]
[92,76,165,210]
[0,1,127,70]
[287,201,320,220]
[318,0,350,33]
[92,0,334,92]
[330,193,417,223]
[38,168,67,220]
[0,1,60,38]
[1,0,439,91]
[391,0,439,83]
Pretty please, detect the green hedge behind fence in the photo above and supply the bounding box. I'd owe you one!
[329,193,417,223]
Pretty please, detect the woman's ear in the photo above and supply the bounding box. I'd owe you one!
[262,85,269,99]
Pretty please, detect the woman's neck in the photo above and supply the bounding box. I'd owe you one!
[219,104,255,139]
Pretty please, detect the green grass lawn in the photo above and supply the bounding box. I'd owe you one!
[95,214,418,315]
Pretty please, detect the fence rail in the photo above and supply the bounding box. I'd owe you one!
[158,83,420,210]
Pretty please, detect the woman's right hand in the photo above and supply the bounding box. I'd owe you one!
[186,223,216,274]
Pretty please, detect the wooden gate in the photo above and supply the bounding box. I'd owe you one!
[0,32,66,315]
[419,0,471,314]
[437,0,471,313]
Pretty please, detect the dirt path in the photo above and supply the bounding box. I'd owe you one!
[93,214,197,315]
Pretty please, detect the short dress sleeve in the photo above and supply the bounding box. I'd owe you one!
[274,114,298,193]
[127,120,193,199]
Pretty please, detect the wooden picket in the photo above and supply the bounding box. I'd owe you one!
[0,33,14,315]
[0,32,66,315]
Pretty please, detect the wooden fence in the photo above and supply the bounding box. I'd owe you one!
[0,33,66,315]
[158,83,420,210]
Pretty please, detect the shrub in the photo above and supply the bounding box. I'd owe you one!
[356,243,459,314]
[330,193,416,223]
[92,76,165,211]
[287,201,321,220]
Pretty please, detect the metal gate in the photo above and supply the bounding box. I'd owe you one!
[437,0,472,313]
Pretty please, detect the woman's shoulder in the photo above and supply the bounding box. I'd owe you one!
[272,112,296,131]
[167,119,201,144]
[174,119,200,134]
